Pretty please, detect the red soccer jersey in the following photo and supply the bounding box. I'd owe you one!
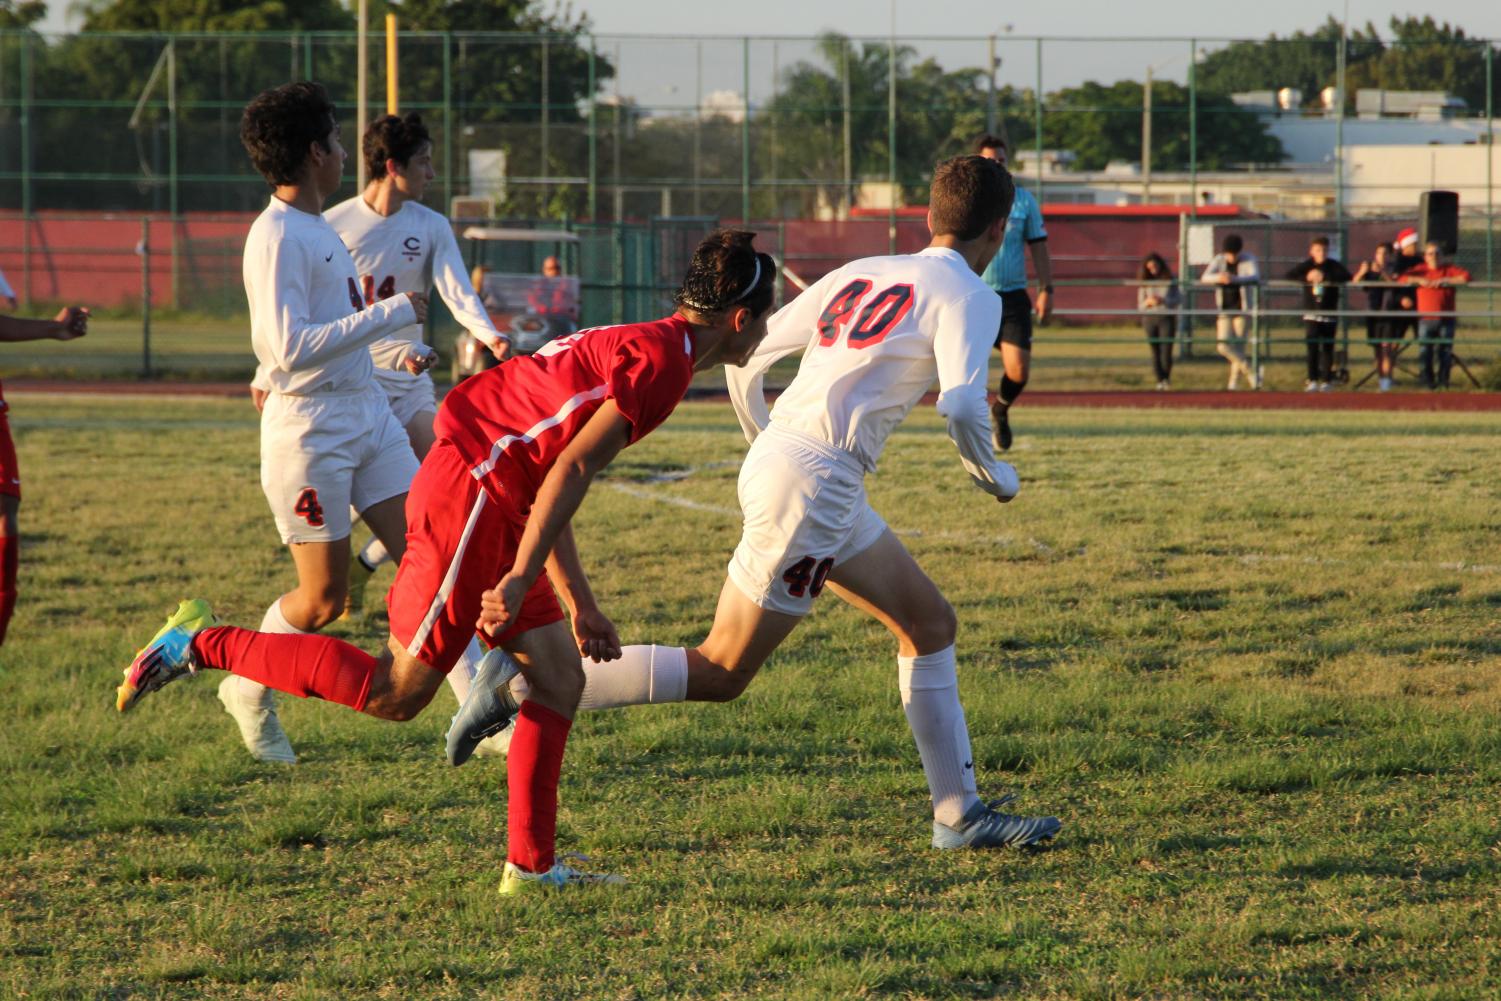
[436,315,698,499]
[1402,263,1471,318]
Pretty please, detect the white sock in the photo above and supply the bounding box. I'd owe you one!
[509,644,689,710]
[446,637,484,706]
[898,645,981,828]
[239,598,307,707]
[359,535,391,570]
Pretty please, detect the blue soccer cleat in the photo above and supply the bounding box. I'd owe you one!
[116,599,219,713]
[932,795,1061,850]
[445,647,523,767]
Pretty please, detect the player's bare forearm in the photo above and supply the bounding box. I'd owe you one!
[545,523,598,618]
[0,306,87,343]
[1030,241,1053,288]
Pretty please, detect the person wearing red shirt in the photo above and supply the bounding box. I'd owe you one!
[116,230,775,892]
[1401,241,1471,389]
[0,306,89,647]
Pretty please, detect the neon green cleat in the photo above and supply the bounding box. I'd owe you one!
[499,855,626,896]
[117,599,218,712]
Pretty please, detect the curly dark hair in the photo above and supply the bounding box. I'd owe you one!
[363,113,432,181]
[929,155,1014,241]
[674,230,775,318]
[240,81,338,187]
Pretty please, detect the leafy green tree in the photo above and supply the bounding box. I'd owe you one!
[1345,17,1497,112]
[77,0,352,31]
[757,33,998,216]
[1045,79,1284,170]
[1195,17,1383,106]
[0,0,46,28]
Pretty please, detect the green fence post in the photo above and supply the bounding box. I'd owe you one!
[887,32,896,254]
[1034,38,1043,204]
[541,33,550,214]
[140,218,153,378]
[1476,43,1488,327]
[741,36,751,223]
[587,38,596,221]
[168,36,179,309]
[20,31,31,303]
[1188,39,1198,214]
[1335,24,1347,374]
[443,32,452,212]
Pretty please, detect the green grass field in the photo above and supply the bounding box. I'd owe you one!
[3,394,1500,999]
[5,312,1498,392]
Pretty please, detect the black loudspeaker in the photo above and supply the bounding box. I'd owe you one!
[1419,190,1459,254]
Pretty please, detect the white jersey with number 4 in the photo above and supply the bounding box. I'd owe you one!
[726,246,1018,499]
[324,197,502,392]
[244,197,417,397]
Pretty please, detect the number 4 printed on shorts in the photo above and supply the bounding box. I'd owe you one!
[294,487,325,528]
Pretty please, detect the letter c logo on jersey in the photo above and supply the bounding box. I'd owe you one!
[402,236,422,260]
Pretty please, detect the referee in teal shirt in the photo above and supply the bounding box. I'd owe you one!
[976,135,1053,451]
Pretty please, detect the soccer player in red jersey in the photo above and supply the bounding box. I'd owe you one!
[0,306,89,647]
[117,230,773,890]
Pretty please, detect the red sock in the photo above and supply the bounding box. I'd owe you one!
[506,700,572,873]
[191,626,377,710]
[0,532,16,647]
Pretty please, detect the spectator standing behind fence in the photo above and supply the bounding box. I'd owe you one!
[1137,253,1180,391]
[1286,237,1352,392]
[1389,228,1422,346]
[1353,242,1400,392]
[1201,234,1260,390]
[1401,241,1470,390]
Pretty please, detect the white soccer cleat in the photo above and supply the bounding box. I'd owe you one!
[499,854,626,895]
[217,675,297,764]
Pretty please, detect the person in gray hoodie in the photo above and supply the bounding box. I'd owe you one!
[1200,234,1261,389]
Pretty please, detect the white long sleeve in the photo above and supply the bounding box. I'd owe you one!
[261,234,416,374]
[431,220,503,347]
[724,273,835,444]
[933,290,1019,499]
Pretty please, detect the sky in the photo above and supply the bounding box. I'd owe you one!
[31,1,1501,109]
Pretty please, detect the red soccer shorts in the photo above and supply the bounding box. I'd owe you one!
[387,439,563,674]
[0,409,19,500]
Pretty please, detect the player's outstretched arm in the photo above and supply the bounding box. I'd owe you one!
[0,306,88,343]
[262,238,420,373]
[934,292,1019,502]
[477,401,634,635]
[431,219,509,358]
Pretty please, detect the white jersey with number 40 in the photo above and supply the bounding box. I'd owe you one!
[324,197,501,391]
[726,246,1017,499]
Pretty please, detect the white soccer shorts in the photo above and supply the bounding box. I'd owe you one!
[727,423,888,616]
[260,385,419,544]
[376,370,439,430]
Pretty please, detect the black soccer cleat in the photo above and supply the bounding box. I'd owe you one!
[990,400,1013,452]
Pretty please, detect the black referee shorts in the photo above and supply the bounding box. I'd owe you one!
[995,289,1033,351]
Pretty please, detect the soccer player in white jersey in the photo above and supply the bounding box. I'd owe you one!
[323,113,509,616]
[225,81,437,764]
[459,156,1061,850]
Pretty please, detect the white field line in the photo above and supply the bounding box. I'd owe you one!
[608,466,1496,575]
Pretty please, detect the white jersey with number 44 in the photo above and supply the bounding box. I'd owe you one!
[324,197,502,390]
[726,246,1017,499]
